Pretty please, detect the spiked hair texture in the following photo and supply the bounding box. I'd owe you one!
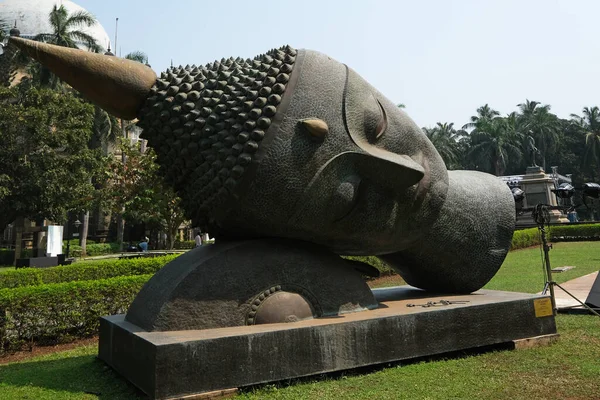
[137,46,297,226]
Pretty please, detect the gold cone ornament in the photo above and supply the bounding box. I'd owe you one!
[10,36,156,120]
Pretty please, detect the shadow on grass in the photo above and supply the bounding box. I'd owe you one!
[0,354,145,399]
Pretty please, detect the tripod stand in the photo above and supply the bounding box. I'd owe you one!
[533,204,600,317]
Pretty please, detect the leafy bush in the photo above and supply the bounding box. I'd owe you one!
[343,255,395,276]
[0,274,151,353]
[173,240,195,250]
[0,249,14,266]
[510,228,541,250]
[0,254,179,289]
[68,242,122,257]
[63,239,96,246]
[510,223,600,250]
[550,224,600,239]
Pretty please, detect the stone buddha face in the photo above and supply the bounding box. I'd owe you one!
[12,38,514,293]
[220,50,449,255]
[9,37,451,256]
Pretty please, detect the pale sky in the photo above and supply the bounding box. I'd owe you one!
[55,1,600,128]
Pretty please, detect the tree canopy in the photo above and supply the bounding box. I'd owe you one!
[0,86,105,229]
[101,140,186,249]
[34,5,102,52]
[422,101,599,190]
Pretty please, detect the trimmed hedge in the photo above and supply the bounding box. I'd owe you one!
[511,223,600,250]
[0,242,121,265]
[511,228,541,250]
[0,249,14,266]
[0,274,151,353]
[343,255,394,276]
[550,223,600,238]
[174,240,195,250]
[0,254,179,289]
[68,242,122,257]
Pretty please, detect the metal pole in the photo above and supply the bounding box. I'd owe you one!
[65,217,70,259]
[539,226,557,314]
[114,18,118,54]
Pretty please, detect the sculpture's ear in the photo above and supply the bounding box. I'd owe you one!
[300,118,329,142]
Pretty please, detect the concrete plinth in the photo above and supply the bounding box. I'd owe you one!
[517,167,569,227]
[99,287,557,400]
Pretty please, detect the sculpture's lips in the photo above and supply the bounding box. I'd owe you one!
[412,152,431,205]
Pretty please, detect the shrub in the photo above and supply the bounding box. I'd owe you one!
[0,274,151,353]
[67,242,122,257]
[0,254,179,289]
[510,228,541,250]
[343,255,395,276]
[174,240,195,250]
[550,224,600,239]
[63,239,96,246]
[0,249,14,266]
[510,223,600,250]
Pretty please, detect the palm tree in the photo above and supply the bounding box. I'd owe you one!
[30,5,103,253]
[34,5,102,51]
[467,118,523,176]
[0,20,15,86]
[105,50,150,246]
[462,104,500,131]
[571,106,600,177]
[423,122,463,169]
[33,5,101,88]
[517,99,560,170]
[125,51,149,64]
[0,18,9,43]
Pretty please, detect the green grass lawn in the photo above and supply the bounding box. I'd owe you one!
[485,241,600,293]
[0,242,599,400]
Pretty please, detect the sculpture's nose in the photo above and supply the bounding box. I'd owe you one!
[353,149,424,191]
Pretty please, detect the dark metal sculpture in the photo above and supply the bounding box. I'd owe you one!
[11,37,515,328]
[527,135,541,167]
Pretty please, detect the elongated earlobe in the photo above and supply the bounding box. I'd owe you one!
[300,118,329,141]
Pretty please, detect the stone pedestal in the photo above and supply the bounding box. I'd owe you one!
[99,287,557,400]
[518,166,568,227]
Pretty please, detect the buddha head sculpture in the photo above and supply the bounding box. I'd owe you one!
[11,37,515,293]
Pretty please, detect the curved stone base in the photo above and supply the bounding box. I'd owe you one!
[126,239,378,331]
[99,288,557,400]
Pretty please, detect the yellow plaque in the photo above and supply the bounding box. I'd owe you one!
[533,298,553,317]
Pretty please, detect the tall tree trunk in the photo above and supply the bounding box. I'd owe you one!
[495,157,502,176]
[116,211,125,248]
[166,228,175,250]
[121,119,127,163]
[116,118,128,249]
[79,211,89,257]
[541,140,547,172]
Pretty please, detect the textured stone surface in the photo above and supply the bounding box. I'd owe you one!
[126,239,378,331]
[10,37,156,119]
[586,272,600,308]
[381,170,516,293]
[13,37,516,293]
[100,288,557,400]
[135,47,514,293]
[136,46,298,225]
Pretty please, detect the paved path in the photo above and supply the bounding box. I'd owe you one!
[542,271,599,310]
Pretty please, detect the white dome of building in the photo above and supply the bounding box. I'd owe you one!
[0,0,110,51]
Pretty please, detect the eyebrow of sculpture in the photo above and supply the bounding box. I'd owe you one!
[374,99,388,139]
